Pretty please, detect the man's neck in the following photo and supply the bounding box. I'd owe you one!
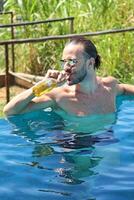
[75,73,99,95]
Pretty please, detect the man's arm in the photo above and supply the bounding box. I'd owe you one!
[3,87,55,116]
[102,76,134,96]
[3,70,66,116]
[116,83,134,96]
[3,70,67,117]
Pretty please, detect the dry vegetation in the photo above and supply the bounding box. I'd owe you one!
[0,86,26,117]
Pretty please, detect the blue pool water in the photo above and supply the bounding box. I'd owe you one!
[0,95,134,200]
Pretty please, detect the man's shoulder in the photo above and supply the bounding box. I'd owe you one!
[47,84,70,98]
[101,76,118,86]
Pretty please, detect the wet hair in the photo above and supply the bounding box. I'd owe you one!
[66,37,101,70]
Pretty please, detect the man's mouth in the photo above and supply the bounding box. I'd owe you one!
[64,70,76,83]
[66,73,74,81]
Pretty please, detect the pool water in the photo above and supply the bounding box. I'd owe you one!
[0,95,134,200]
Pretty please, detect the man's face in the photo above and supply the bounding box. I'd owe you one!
[62,43,89,85]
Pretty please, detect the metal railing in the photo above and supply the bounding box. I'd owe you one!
[1,26,134,45]
[0,16,74,30]
[0,16,74,72]
[0,26,134,103]
[0,11,15,71]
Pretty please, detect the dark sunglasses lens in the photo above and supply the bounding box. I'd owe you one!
[60,59,77,67]
[68,59,77,66]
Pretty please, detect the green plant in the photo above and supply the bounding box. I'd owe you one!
[0,0,133,83]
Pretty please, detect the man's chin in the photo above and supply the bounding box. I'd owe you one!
[66,79,74,86]
[67,79,78,86]
[67,80,72,86]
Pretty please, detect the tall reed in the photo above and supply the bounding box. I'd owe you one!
[0,0,134,83]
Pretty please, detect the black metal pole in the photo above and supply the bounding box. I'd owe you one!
[0,27,134,46]
[5,44,10,103]
[70,18,74,34]
[11,12,15,72]
[0,17,75,28]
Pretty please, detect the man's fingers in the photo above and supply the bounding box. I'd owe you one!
[45,70,60,79]
[57,71,67,83]
[45,70,67,85]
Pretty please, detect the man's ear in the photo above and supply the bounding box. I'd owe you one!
[89,57,95,65]
[87,57,95,69]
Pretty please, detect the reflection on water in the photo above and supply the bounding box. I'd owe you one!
[8,109,118,187]
[55,108,116,133]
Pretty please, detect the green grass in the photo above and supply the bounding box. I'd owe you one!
[0,0,134,83]
[0,101,5,118]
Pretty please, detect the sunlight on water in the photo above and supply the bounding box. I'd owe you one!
[0,95,134,200]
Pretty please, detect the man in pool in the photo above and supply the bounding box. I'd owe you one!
[3,37,134,117]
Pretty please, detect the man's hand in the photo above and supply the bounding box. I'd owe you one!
[45,69,67,84]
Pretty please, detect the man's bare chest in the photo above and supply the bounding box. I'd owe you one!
[56,89,116,116]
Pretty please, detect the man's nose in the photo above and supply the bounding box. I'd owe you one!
[64,61,76,71]
[64,65,72,73]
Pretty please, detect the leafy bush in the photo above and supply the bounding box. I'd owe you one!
[0,0,133,83]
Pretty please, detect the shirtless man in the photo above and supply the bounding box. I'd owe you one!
[3,37,134,117]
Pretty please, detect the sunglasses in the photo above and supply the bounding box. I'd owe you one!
[60,59,78,68]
